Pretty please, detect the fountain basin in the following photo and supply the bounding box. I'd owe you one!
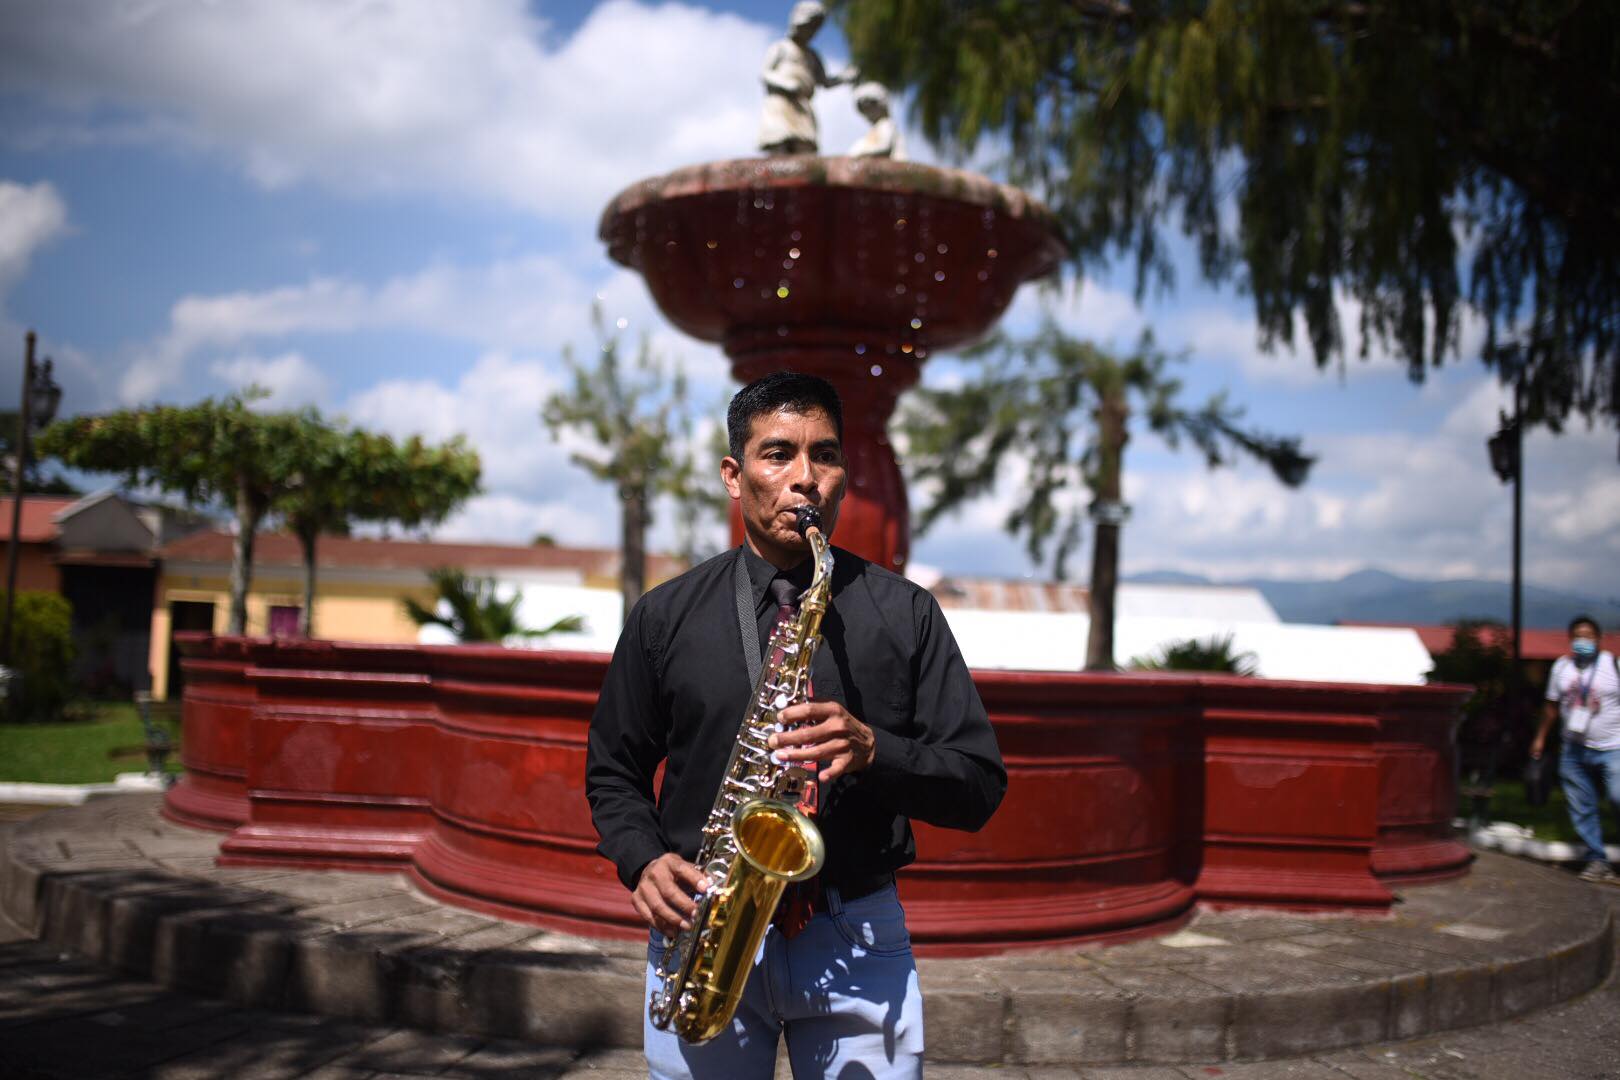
[600,157,1066,573]
[168,634,1469,956]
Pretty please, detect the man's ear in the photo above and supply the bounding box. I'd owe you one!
[720,456,743,501]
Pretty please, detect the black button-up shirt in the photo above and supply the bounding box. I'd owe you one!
[586,544,1007,892]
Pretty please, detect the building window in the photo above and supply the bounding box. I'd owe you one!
[268,605,301,638]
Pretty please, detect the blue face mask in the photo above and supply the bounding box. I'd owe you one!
[1572,638,1598,660]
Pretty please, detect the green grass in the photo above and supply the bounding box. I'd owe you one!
[0,702,181,785]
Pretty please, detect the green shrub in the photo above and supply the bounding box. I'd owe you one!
[1129,632,1259,676]
[1,591,77,722]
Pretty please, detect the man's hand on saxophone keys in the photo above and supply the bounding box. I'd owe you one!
[767,701,876,783]
[634,852,712,937]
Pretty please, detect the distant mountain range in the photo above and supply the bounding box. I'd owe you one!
[1127,567,1620,629]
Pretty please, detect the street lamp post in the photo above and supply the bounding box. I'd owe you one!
[2,330,65,668]
[1486,376,1525,805]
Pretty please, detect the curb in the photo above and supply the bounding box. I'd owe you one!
[0,774,169,806]
[1,796,1614,1066]
[1466,820,1620,865]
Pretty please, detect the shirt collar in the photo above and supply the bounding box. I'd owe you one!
[741,543,813,612]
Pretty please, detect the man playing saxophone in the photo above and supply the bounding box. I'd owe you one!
[586,371,1006,1079]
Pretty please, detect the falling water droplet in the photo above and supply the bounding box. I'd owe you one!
[870,364,883,377]
[937,243,949,255]
[934,271,946,282]
[854,344,866,356]
[733,277,745,288]
[706,240,718,250]
[788,247,801,259]
[901,344,913,354]
[910,318,923,329]
[987,248,999,258]
[616,317,629,329]
[777,285,790,299]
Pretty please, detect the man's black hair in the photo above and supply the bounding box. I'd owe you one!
[726,371,844,459]
[1569,614,1602,637]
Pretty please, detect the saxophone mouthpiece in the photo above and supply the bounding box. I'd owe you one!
[791,505,822,537]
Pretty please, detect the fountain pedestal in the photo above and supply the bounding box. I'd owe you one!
[600,156,1065,571]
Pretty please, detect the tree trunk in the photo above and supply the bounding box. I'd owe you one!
[1084,394,1130,671]
[296,521,318,639]
[620,484,647,624]
[229,480,266,635]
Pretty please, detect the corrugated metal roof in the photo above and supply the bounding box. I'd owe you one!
[930,576,1278,622]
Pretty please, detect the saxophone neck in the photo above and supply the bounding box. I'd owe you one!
[804,525,833,601]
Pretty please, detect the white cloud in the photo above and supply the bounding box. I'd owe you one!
[209,352,332,408]
[340,348,726,550]
[910,368,1618,590]
[342,348,683,544]
[120,256,583,404]
[0,179,66,292]
[0,0,863,222]
[119,251,733,404]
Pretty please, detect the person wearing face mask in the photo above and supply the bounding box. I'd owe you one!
[1531,615,1620,883]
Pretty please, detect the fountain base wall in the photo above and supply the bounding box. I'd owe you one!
[167,634,1469,956]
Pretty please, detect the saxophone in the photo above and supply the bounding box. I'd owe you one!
[648,505,833,1043]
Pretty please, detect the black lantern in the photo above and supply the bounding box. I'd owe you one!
[1486,413,1518,484]
[28,357,62,428]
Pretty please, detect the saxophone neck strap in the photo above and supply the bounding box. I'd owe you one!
[734,546,763,690]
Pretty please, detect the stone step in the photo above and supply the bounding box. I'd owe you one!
[1,795,1611,1067]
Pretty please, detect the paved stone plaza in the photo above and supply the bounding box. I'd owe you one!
[2,795,1617,1078]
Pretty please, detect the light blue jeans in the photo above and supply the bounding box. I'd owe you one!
[643,884,924,1080]
[1559,741,1620,863]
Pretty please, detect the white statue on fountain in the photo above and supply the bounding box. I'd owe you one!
[759,1,857,155]
[849,82,904,160]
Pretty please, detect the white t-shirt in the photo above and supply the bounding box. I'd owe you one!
[1546,650,1620,750]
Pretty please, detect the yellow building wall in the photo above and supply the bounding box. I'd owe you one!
[150,570,435,700]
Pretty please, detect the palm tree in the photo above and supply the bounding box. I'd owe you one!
[1130,633,1258,676]
[402,568,585,644]
[903,318,1314,670]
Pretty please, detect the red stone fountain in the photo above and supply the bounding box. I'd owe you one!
[164,154,1469,954]
[600,156,1064,573]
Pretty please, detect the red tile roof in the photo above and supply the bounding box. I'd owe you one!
[156,529,687,580]
[0,495,78,543]
[1341,621,1570,661]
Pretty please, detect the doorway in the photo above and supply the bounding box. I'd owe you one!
[166,600,215,701]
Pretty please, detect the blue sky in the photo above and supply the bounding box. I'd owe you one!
[0,0,1614,592]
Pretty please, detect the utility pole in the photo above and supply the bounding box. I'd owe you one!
[1485,372,1525,823]
[2,331,38,667]
[2,330,63,669]
[1509,376,1523,717]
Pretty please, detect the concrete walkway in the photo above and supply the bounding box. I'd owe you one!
[2,796,1616,1077]
[4,898,1619,1079]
